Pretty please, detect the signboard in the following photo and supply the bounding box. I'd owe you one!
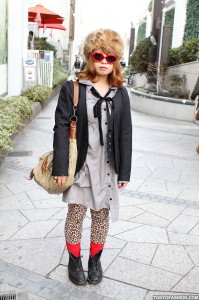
[23,58,36,82]
[23,58,36,67]
[24,67,36,81]
[44,50,51,62]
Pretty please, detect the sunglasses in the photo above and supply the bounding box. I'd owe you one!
[91,51,117,64]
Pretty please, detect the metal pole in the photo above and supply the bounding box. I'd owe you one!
[157,6,166,93]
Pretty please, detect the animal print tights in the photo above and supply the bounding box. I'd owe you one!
[65,204,109,244]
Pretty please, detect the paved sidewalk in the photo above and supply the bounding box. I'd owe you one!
[1,92,199,300]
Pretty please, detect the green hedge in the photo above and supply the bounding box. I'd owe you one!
[0,96,33,154]
[22,85,52,102]
[168,38,199,66]
[184,0,199,41]
[34,38,56,54]
[53,58,67,87]
[131,38,152,73]
[165,8,175,49]
[137,22,147,44]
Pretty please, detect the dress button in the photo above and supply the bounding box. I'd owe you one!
[108,185,111,187]
[107,160,109,163]
[109,134,111,138]
[104,108,106,111]
[109,142,111,145]
[110,198,112,200]
[107,173,110,176]
[109,149,111,152]
[105,122,108,125]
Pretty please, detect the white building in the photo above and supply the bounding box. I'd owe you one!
[164,0,187,48]
[0,0,70,97]
[0,0,28,96]
[28,0,70,51]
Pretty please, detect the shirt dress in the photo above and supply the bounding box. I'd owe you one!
[62,79,119,222]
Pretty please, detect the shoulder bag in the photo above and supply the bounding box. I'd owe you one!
[28,81,79,194]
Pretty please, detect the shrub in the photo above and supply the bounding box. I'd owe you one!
[131,38,153,74]
[168,38,199,66]
[137,21,146,44]
[34,37,56,54]
[53,58,67,87]
[0,96,33,154]
[22,85,52,102]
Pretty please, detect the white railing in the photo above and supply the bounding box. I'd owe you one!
[27,50,53,87]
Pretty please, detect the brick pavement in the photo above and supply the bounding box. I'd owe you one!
[0,90,199,299]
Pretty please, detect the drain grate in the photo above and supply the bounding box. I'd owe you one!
[0,295,16,300]
[7,151,33,157]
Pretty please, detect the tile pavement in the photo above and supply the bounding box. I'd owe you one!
[0,90,199,299]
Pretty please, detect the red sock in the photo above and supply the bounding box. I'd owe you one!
[66,242,80,257]
[90,242,104,257]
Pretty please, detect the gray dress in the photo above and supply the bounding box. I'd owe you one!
[62,80,119,222]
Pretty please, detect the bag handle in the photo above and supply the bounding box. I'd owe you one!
[73,80,79,107]
[69,81,79,139]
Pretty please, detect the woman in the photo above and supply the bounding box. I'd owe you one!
[52,29,132,285]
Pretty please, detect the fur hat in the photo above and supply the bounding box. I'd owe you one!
[83,28,124,61]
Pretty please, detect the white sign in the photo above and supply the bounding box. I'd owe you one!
[23,58,36,67]
[24,67,36,81]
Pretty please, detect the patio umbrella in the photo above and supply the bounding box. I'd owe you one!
[38,23,66,31]
[28,4,64,25]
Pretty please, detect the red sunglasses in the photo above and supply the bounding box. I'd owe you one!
[91,51,117,64]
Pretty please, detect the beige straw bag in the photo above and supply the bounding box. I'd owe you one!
[29,81,79,194]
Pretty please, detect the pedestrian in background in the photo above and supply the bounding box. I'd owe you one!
[52,28,132,286]
[73,56,81,73]
[120,58,126,69]
[190,75,199,153]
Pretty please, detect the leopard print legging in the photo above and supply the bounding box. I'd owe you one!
[65,204,109,244]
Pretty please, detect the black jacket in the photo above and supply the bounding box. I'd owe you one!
[52,80,132,182]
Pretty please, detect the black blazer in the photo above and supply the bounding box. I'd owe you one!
[52,80,132,182]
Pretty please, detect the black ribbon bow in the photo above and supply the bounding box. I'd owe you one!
[91,86,114,146]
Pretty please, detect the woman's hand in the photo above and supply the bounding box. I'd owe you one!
[53,176,68,187]
[118,182,128,189]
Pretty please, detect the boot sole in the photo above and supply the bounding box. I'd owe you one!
[88,276,102,285]
[69,275,87,286]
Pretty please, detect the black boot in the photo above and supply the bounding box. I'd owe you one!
[88,250,103,284]
[68,251,86,285]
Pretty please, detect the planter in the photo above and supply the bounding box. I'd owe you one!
[0,83,62,165]
[130,88,195,122]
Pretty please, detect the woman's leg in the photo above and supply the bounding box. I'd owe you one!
[65,204,87,285]
[88,208,109,284]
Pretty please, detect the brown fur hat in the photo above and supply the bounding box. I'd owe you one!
[83,28,124,61]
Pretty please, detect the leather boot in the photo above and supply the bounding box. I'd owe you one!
[88,250,103,284]
[68,251,86,285]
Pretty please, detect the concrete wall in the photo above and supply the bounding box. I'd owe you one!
[7,0,28,96]
[130,89,195,122]
[133,74,147,88]
[166,61,199,93]
[133,61,199,93]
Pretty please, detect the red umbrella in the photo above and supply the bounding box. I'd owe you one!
[28,4,64,24]
[39,23,66,31]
